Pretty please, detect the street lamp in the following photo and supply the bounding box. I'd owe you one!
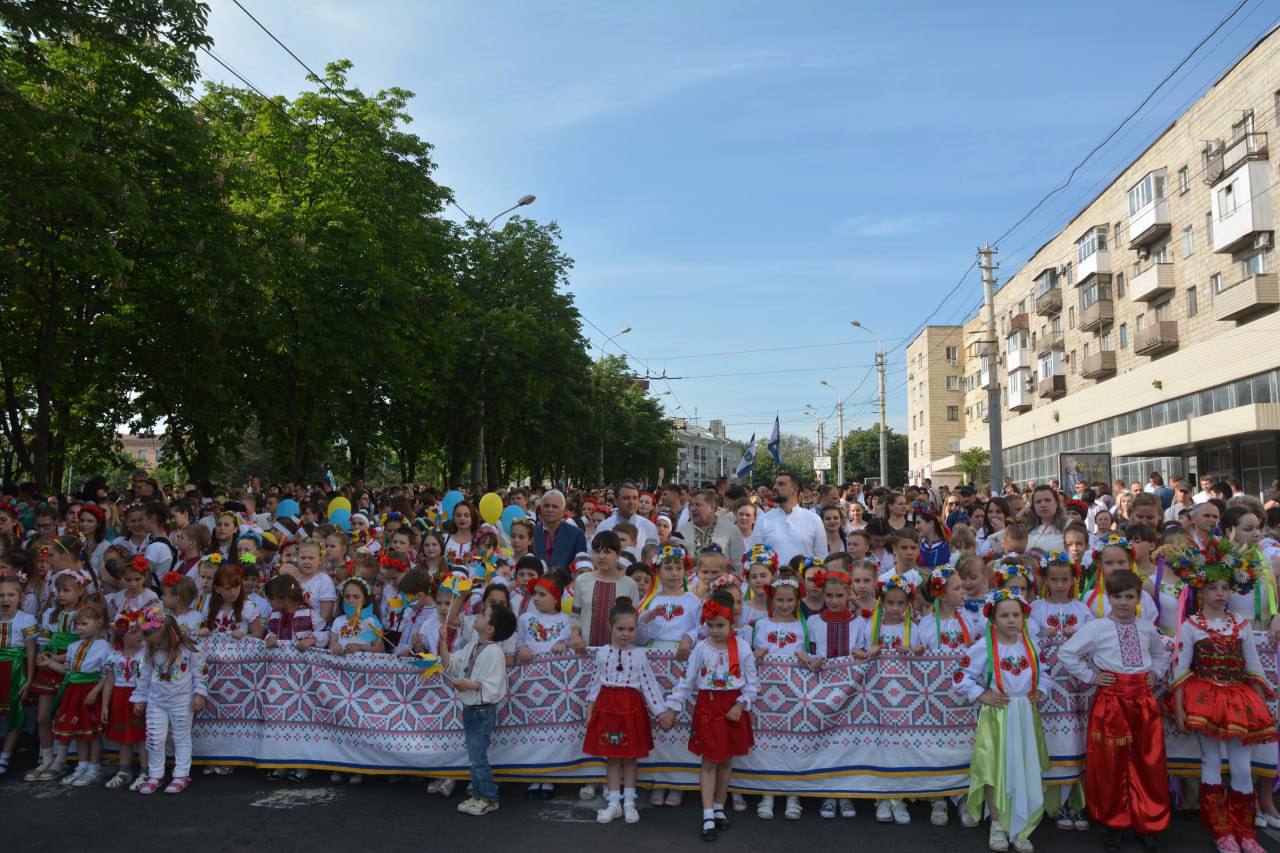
[850,320,888,487]
[597,325,632,485]
[598,326,632,362]
[460,195,537,486]
[820,380,844,487]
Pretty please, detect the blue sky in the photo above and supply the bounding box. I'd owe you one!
[198,0,1278,444]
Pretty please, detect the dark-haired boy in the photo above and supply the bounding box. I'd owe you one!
[444,603,516,817]
[1059,570,1170,852]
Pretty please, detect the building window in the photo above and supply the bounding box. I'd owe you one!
[1136,312,1146,331]
[1210,272,1222,295]
[1068,306,1076,329]
[1275,89,1280,126]
[947,405,959,422]
[1100,330,1112,352]
[1083,342,1090,359]
[1205,211,1214,245]
[1186,286,1198,316]
[1127,170,1166,216]
[1076,226,1107,263]
[1218,182,1238,219]
[1119,323,1129,350]
[1181,226,1194,258]
[946,375,960,391]
[1115,272,1125,299]
[1068,350,1076,373]
[1065,261,1074,286]
[1155,299,1172,322]
[945,345,958,364]
[1241,250,1266,279]
[965,406,972,421]
[1178,165,1190,194]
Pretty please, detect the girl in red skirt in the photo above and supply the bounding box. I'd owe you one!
[584,596,666,825]
[659,589,759,842]
[25,569,89,782]
[1169,537,1276,853]
[45,601,110,786]
[101,612,148,789]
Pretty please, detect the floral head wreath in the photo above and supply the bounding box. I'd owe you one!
[0,500,19,518]
[378,553,409,573]
[129,555,150,574]
[1091,533,1137,573]
[652,544,691,570]
[139,603,167,634]
[991,556,1036,589]
[876,571,918,598]
[928,565,957,598]
[768,576,804,599]
[161,571,184,587]
[982,587,1031,619]
[381,511,404,527]
[1170,536,1260,593]
[797,555,825,576]
[912,500,951,540]
[205,552,224,567]
[742,544,779,572]
[53,568,91,587]
[708,572,740,594]
[342,575,373,599]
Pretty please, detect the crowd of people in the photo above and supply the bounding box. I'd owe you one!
[1,469,1279,852]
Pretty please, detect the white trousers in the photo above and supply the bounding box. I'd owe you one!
[146,700,193,780]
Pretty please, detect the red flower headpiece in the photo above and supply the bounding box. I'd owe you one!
[161,571,185,587]
[130,555,150,573]
[378,553,408,573]
[701,599,734,624]
[526,577,563,602]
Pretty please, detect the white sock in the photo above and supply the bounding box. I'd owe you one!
[702,808,715,820]
[713,801,726,815]
[623,786,637,802]
[52,744,68,763]
[606,790,621,804]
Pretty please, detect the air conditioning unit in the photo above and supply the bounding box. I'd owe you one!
[1056,264,1068,276]
[1137,247,1150,260]
[1255,232,1274,250]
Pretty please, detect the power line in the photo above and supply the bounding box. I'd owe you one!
[990,0,1253,249]
[229,0,347,100]
[649,336,906,362]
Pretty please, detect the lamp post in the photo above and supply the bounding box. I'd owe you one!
[850,320,888,487]
[457,195,536,486]
[820,380,844,487]
[597,326,632,485]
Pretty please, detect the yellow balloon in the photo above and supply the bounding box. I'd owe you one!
[478,492,503,526]
[327,496,352,516]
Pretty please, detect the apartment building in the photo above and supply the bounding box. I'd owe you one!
[672,418,746,486]
[908,27,1280,495]
[906,326,966,485]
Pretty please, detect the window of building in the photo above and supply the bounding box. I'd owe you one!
[1119,323,1129,350]
[946,405,959,422]
[945,345,958,364]
[1083,342,1090,359]
[1076,226,1107,263]
[1127,170,1166,216]
[1033,270,1058,297]
[1276,90,1280,127]
[1068,306,1076,329]
[1136,312,1146,331]
[1068,350,1076,373]
[1210,272,1222,295]
[946,375,959,391]
[1186,286,1198,317]
[1115,272,1125,299]
[1181,226,1194,258]
[1231,110,1255,142]
[1081,279,1110,309]
[1050,314,1061,333]
[1100,330,1113,351]
[1205,211,1214,246]
[1178,166,1190,194]
[976,401,985,419]
[1218,182,1238,219]
[965,406,972,421]
[1065,262,1074,286]
[1240,250,1266,279]
[1155,299,1172,321]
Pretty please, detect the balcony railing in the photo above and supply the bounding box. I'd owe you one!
[1133,320,1178,357]
[1035,288,1061,316]
[1037,330,1064,355]
[1213,273,1280,322]
[1081,350,1117,379]
[1080,298,1114,332]
[1008,381,1033,412]
[1205,132,1269,186]
[1130,262,1174,302]
[1038,374,1065,399]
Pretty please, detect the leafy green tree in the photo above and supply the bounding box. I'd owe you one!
[749,433,817,486]
[955,448,991,485]
[835,426,909,487]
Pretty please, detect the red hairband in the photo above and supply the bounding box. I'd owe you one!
[160,571,184,587]
[813,570,851,588]
[378,554,408,573]
[701,599,733,624]
[527,577,562,601]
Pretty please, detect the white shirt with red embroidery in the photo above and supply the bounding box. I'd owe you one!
[298,572,336,611]
[664,637,758,711]
[585,645,666,715]
[953,635,1055,701]
[207,600,260,635]
[751,616,807,658]
[1057,616,1170,684]
[867,619,915,652]
[516,611,573,655]
[916,608,979,652]
[637,592,700,648]
[106,648,145,687]
[1030,599,1093,643]
[806,613,870,659]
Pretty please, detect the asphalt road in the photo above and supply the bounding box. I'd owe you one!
[5,761,1280,853]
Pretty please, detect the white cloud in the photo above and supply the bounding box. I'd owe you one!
[834,214,942,238]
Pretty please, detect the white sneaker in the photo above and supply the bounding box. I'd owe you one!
[989,824,1010,852]
[840,799,857,818]
[60,765,87,786]
[757,795,775,820]
[960,805,979,828]
[437,778,455,797]
[623,801,640,824]
[1011,839,1034,853]
[892,801,910,824]
[129,773,148,792]
[876,799,893,822]
[596,800,623,824]
[784,796,803,820]
[427,778,443,794]
[820,798,837,818]
[24,757,53,782]
[72,766,100,787]
[650,788,666,807]
[579,784,597,801]
[731,792,747,812]
[931,799,949,826]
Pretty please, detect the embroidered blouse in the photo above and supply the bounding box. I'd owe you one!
[664,637,758,711]
[585,645,666,715]
[953,635,1055,701]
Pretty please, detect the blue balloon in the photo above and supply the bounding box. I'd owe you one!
[329,507,351,526]
[499,504,527,535]
[275,499,300,520]
[441,490,464,521]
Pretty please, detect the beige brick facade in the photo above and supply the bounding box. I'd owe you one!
[906,325,965,485]
[908,27,1280,494]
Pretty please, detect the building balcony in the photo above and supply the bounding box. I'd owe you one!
[1007,343,1032,372]
[1081,350,1117,379]
[1130,262,1175,302]
[1128,198,1171,248]
[1077,250,1110,285]
[1209,158,1274,254]
[1038,374,1066,399]
[1037,330,1064,355]
[1008,372,1033,412]
[1080,298,1114,332]
[1205,132,1268,187]
[1035,288,1061,316]
[1009,312,1029,332]
[1133,320,1178,357]
[1213,273,1280,322]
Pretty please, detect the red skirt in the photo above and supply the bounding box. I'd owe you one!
[52,682,103,741]
[105,685,145,745]
[29,664,61,697]
[1177,675,1277,745]
[584,686,653,759]
[689,689,753,763]
[0,658,13,715]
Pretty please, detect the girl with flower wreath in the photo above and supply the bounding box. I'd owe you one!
[954,588,1054,853]
[1082,535,1158,625]
[1168,536,1276,853]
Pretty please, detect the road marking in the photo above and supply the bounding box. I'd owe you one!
[250,788,345,810]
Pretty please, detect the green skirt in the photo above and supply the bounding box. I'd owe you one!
[966,699,1051,840]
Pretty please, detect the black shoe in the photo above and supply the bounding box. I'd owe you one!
[1103,829,1123,853]
[701,819,717,842]
[714,811,730,830]
[525,785,540,800]
[1137,834,1159,852]
[539,784,555,800]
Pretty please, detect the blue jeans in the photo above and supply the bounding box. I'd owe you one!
[463,704,498,801]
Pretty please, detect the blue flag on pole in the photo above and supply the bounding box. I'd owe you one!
[768,415,782,465]
[734,433,757,480]
[326,468,337,490]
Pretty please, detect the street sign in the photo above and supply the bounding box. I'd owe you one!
[813,456,832,471]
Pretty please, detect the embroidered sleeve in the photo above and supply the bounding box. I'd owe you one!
[952,639,988,703]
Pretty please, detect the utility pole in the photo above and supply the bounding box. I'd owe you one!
[835,400,844,487]
[979,243,1004,490]
[876,352,887,487]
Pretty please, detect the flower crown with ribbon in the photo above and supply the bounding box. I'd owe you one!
[378,553,409,573]
[812,569,851,588]
[1170,536,1261,593]
[991,556,1036,589]
[796,555,825,575]
[53,568,91,588]
[652,544,691,570]
[527,576,563,602]
[876,570,919,598]
[708,572,741,594]
[1091,533,1137,571]
[139,603,167,633]
[928,565,957,598]
[701,598,734,624]
[768,576,804,598]
[341,575,373,599]
[742,544,779,572]
[1064,498,1090,516]
[982,587,1031,619]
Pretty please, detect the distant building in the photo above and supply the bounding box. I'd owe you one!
[672,419,745,486]
[119,433,162,470]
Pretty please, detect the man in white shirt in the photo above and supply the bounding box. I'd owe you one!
[1192,474,1214,504]
[756,472,826,564]
[676,489,745,565]
[595,483,659,552]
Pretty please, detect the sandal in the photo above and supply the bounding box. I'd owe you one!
[104,771,132,790]
[137,777,162,795]
[164,776,192,794]
[129,773,148,792]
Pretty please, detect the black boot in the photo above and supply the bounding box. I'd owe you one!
[1102,829,1123,853]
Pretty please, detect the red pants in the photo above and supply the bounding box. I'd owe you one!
[1084,673,1171,834]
